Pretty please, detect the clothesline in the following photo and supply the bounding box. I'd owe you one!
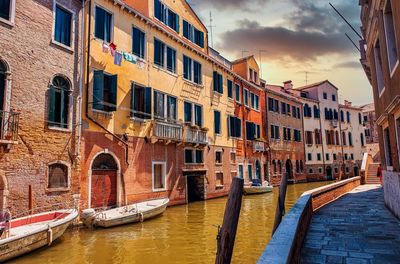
[102,42,146,69]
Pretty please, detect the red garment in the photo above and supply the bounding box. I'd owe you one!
[377,166,382,178]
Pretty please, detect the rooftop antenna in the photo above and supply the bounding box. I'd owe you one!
[329,2,363,40]
[259,50,267,79]
[345,33,361,52]
[208,11,215,48]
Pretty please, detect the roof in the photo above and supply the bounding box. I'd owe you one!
[232,55,255,65]
[265,84,302,104]
[359,103,375,112]
[295,80,339,91]
[339,104,363,111]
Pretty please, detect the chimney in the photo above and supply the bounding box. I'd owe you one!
[283,80,293,91]
[344,100,352,106]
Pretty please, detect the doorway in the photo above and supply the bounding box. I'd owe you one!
[255,160,261,180]
[285,160,293,180]
[91,153,118,208]
[187,174,205,203]
[353,166,359,177]
[326,166,333,180]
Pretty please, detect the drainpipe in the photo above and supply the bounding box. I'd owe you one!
[300,103,306,177]
[76,0,85,157]
[338,106,345,179]
[318,102,326,177]
[84,0,129,165]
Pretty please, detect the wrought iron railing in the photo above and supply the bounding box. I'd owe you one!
[184,127,208,145]
[0,111,19,142]
[152,121,182,141]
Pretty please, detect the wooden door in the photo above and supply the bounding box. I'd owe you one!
[91,170,117,208]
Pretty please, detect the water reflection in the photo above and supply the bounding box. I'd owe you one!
[12,182,330,264]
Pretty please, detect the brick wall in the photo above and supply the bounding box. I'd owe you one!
[383,171,400,219]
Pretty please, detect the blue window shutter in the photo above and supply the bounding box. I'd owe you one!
[130,85,134,117]
[199,31,204,48]
[144,87,152,118]
[213,71,218,92]
[93,70,104,110]
[154,0,161,20]
[218,74,223,94]
[95,7,105,40]
[48,86,57,124]
[183,20,189,38]
[109,74,117,112]
[214,111,221,134]
[175,14,180,32]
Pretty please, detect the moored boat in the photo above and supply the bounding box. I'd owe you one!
[81,198,169,228]
[243,180,274,195]
[0,209,78,262]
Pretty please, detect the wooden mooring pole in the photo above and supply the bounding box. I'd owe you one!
[28,185,33,215]
[215,177,244,264]
[272,172,288,235]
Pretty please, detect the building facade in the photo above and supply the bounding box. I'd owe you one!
[265,82,305,186]
[360,103,379,144]
[359,0,400,218]
[0,0,83,215]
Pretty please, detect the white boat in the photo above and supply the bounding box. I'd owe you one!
[81,198,169,228]
[0,209,78,262]
[243,181,274,195]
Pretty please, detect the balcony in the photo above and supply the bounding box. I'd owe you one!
[150,120,183,144]
[253,140,266,153]
[184,126,208,146]
[0,111,19,145]
[331,120,338,128]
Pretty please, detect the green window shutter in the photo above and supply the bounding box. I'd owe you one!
[218,74,223,94]
[144,87,152,119]
[60,89,69,128]
[109,74,117,112]
[93,70,104,110]
[213,71,218,92]
[48,86,56,125]
[130,84,134,117]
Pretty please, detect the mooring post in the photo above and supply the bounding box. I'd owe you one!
[28,185,33,215]
[215,177,244,264]
[272,171,288,235]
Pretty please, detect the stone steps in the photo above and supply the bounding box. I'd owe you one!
[366,163,381,184]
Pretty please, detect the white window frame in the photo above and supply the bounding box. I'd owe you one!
[238,163,244,179]
[0,0,16,26]
[184,100,203,127]
[383,0,399,77]
[153,89,178,122]
[215,150,223,164]
[94,4,114,44]
[152,161,167,192]
[183,54,202,85]
[132,25,147,59]
[52,2,75,52]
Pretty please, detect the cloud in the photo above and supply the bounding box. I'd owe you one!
[187,0,271,11]
[334,61,362,69]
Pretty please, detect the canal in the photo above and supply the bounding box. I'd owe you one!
[12,181,330,264]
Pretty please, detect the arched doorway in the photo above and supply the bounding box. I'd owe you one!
[90,153,119,208]
[255,160,261,180]
[326,166,333,180]
[353,166,359,177]
[285,160,293,180]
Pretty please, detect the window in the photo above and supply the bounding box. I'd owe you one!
[307,153,312,161]
[334,167,338,174]
[228,116,242,138]
[340,110,345,122]
[216,172,224,187]
[345,153,348,160]
[215,151,222,164]
[346,167,350,173]
[248,165,253,180]
[48,163,69,189]
[308,168,314,174]
[48,76,71,128]
[213,71,223,94]
[244,89,249,106]
[269,98,280,113]
[131,83,151,119]
[227,80,233,98]
[319,168,323,174]
[323,92,327,99]
[185,149,203,164]
[346,111,350,123]
[383,0,398,74]
[153,91,177,121]
[154,0,179,32]
[183,55,202,85]
[294,130,302,142]
[214,111,221,135]
[374,39,385,94]
[365,129,371,137]
[348,132,353,146]
[304,104,312,117]
[317,153,321,161]
[351,154,354,160]
[249,92,259,110]
[152,162,166,191]
[235,84,241,103]
[0,0,15,22]
[333,153,337,161]
[183,20,204,48]
[184,101,202,126]
[249,69,254,81]
[281,102,287,115]
[334,110,338,120]
[246,122,260,140]
[132,27,146,58]
[332,94,336,101]
[313,105,320,118]
[230,152,236,163]
[326,153,330,161]
[360,133,365,147]
[315,129,322,144]
[154,38,176,73]
[271,125,280,139]
[383,127,393,167]
[93,70,117,112]
[54,4,73,47]
[305,131,313,145]
[238,164,244,179]
[342,131,347,146]
[95,6,112,43]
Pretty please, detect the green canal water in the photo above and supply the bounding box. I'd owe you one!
[11,182,331,264]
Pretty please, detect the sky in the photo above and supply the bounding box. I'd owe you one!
[187,0,373,106]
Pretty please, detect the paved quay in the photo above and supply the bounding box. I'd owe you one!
[301,185,400,264]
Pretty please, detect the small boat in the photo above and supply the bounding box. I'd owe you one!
[0,209,78,262]
[243,180,274,195]
[81,198,169,228]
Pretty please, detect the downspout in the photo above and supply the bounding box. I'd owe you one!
[338,106,345,180]
[318,102,326,178]
[76,0,85,157]
[300,104,306,177]
[84,0,129,165]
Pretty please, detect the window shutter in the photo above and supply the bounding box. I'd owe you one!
[60,89,69,128]
[48,86,56,125]
[144,87,152,118]
[109,74,117,112]
[218,74,223,94]
[130,85,134,117]
[183,20,189,38]
[175,14,180,32]
[199,31,204,48]
[228,116,232,137]
[213,71,218,92]
[93,70,104,110]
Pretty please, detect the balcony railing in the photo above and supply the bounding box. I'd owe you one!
[184,126,208,145]
[152,121,182,142]
[253,141,266,152]
[0,111,19,143]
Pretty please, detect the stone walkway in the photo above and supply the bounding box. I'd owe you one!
[301,185,400,264]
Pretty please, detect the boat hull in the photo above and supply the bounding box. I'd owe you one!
[0,210,77,262]
[243,186,273,195]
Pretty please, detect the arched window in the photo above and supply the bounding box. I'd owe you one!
[333,110,338,120]
[48,75,71,129]
[358,113,362,124]
[48,162,69,189]
[304,104,309,117]
[346,111,350,122]
[340,110,344,122]
[255,160,261,180]
[92,153,118,170]
[0,60,9,112]
[278,160,282,174]
[348,132,353,146]
[335,131,339,146]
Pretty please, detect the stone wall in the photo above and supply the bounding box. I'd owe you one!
[383,171,400,219]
